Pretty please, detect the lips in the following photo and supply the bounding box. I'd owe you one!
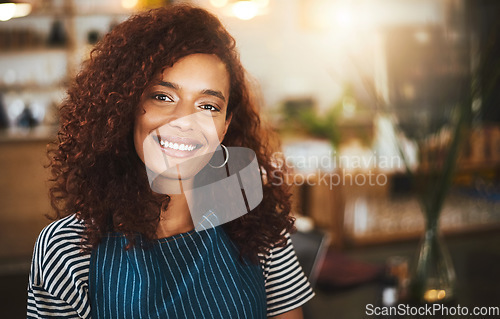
[155,134,204,158]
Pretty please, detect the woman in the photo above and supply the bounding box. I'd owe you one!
[28,4,314,318]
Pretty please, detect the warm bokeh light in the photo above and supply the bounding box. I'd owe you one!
[0,3,16,21]
[15,3,31,17]
[0,3,31,21]
[232,1,258,20]
[209,0,228,8]
[121,0,139,9]
[423,289,447,303]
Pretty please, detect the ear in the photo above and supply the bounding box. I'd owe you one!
[220,113,233,142]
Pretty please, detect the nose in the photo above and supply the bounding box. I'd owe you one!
[168,100,194,131]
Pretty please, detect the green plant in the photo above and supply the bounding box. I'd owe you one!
[294,106,342,148]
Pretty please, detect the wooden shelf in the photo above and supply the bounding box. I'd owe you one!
[0,125,58,143]
[346,222,500,246]
[0,47,68,56]
[0,82,67,93]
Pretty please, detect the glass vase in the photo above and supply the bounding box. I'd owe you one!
[410,220,456,304]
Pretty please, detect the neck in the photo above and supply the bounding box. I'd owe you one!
[156,192,194,239]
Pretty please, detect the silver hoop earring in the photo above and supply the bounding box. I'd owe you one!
[209,144,229,168]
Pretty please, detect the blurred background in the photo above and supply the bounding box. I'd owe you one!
[1,0,499,318]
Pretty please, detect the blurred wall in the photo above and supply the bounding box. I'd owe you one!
[192,0,446,111]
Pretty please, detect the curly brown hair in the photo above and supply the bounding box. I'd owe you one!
[48,4,294,261]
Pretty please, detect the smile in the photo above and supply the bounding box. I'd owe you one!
[155,135,204,157]
[159,140,197,151]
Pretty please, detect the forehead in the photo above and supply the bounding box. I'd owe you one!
[160,54,229,84]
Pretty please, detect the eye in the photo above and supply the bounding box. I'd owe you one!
[152,93,173,102]
[199,104,220,112]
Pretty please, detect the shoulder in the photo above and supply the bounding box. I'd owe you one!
[259,232,315,317]
[39,213,86,237]
[29,214,91,317]
[259,233,297,280]
[30,214,89,288]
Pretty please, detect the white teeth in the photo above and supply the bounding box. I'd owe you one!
[159,139,196,152]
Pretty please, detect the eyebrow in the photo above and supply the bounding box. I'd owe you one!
[158,81,179,90]
[157,81,226,102]
[201,89,226,102]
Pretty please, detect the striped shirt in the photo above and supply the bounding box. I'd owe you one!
[27,214,314,318]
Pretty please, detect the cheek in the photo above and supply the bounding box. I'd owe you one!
[217,124,227,141]
[201,117,227,142]
[134,108,160,137]
[218,116,230,141]
[133,122,145,161]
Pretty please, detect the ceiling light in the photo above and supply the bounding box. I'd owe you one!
[0,2,31,21]
[232,0,258,20]
[121,0,139,9]
[210,0,228,8]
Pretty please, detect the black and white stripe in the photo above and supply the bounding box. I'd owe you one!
[27,215,314,318]
[261,233,315,317]
[28,215,90,318]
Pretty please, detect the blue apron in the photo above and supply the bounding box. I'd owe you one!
[89,218,267,318]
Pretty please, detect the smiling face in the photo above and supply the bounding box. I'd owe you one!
[134,54,231,185]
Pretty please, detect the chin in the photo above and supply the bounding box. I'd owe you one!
[144,153,213,191]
